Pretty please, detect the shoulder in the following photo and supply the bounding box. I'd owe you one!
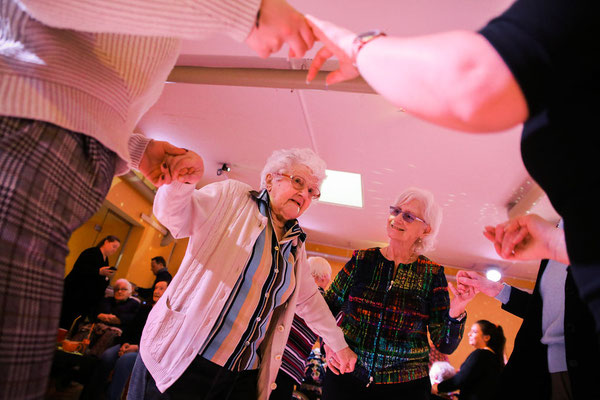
[353,247,380,260]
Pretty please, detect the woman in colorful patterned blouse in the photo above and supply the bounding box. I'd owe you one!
[322,187,476,399]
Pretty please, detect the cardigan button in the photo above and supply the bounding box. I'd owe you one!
[275,354,282,361]
[277,325,285,332]
[271,383,277,390]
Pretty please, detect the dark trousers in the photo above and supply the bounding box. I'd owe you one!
[269,369,297,400]
[322,368,431,400]
[0,117,115,399]
[128,354,258,400]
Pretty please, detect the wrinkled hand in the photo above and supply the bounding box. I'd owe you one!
[324,343,357,375]
[164,150,204,185]
[245,0,315,58]
[305,15,359,85]
[456,270,503,298]
[448,281,475,319]
[119,343,138,356]
[139,140,188,188]
[99,266,115,278]
[483,214,566,262]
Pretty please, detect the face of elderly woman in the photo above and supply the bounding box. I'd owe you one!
[113,281,131,302]
[267,164,318,222]
[387,199,430,245]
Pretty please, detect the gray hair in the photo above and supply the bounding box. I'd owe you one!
[308,256,332,280]
[394,187,442,254]
[114,278,132,293]
[260,148,327,190]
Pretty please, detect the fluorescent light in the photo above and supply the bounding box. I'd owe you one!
[319,169,363,207]
[486,268,502,282]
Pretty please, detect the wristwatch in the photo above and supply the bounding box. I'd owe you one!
[351,30,387,66]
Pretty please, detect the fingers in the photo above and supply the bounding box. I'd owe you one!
[161,141,187,156]
[307,46,333,83]
[327,356,341,375]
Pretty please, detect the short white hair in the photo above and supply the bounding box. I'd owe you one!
[260,148,327,190]
[394,186,442,254]
[429,361,456,385]
[114,278,132,293]
[308,256,332,280]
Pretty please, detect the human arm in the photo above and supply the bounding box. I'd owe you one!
[305,15,528,133]
[97,313,120,324]
[483,214,569,264]
[437,350,487,393]
[19,0,313,57]
[295,253,356,374]
[429,268,466,354]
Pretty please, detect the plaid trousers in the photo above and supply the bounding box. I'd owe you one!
[0,117,117,399]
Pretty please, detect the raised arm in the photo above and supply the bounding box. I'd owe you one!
[306,15,528,133]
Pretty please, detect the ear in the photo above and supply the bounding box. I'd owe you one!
[265,173,273,186]
[483,334,491,344]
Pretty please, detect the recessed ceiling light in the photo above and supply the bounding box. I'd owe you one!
[319,169,363,208]
[486,268,502,282]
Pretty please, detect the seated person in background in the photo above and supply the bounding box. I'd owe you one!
[95,279,139,328]
[60,236,121,329]
[269,256,333,400]
[429,361,456,400]
[81,281,168,400]
[434,320,505,400]
[135,256,172,302]
[457,214,599,400]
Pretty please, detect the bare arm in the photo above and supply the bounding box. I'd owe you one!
[306,16,528,133]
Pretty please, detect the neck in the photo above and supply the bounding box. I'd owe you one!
[383,240,417,264]
[270,211,286,240]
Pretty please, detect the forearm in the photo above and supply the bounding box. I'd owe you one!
[356,30,528,132]
[19,0,260,42]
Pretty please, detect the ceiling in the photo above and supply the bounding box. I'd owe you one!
[135,0,560,282]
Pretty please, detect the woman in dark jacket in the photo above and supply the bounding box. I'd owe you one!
[60,235,120,329]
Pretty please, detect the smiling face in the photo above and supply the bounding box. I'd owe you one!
[468,323,490,349]
[386,199,430,246]
[267,164,318,223]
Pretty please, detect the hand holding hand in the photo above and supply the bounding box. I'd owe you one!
[245,0,315,58]
[139,140,188,187]
[164,150,204,185]
[448,280,476,319]
[456,270,503,297]
[324,343,357,375]
[99,266,115,277]
[305,15,360,85]
[483,214,567,263]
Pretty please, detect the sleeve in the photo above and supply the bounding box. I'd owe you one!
[437,350,484,393]
[323,252,358,317]
[477,0,577,116]
[153,180,230,240]
[294,250,349,353]
[70,248,106,279]
[18,0,261,42]
[428,268,465,354]
[500,286,532,319]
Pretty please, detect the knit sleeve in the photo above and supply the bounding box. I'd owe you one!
[18,0,260,42]
[428,267,465,354]
[324,251,358,317]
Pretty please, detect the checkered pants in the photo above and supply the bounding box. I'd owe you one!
[0,117,117,399]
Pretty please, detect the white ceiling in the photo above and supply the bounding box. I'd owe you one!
[136,0,560,282]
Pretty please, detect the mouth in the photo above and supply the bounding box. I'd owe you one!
[290,198,303,209]
[390,220,404,232]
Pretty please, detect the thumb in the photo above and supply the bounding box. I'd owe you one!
[161,142,187,156]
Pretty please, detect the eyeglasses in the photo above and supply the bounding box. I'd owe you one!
[114,287,129,292]
[275,173,321,199]
[389,206,427,225]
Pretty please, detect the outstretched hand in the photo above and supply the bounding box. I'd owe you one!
[456,270,503,298]
[448,281,476,319]
[245,0,315,58]
[164,150,204,185]
[483,214,568,263]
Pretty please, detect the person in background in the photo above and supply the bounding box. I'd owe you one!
[128,148,356,399]
[321,187,475,400]
[434,320,505,400]
[304,0,600,337]
[0,0,318,398]
[95,279,140,329]
[429,361,456,400]
[60,236,121,330]
[457,214,599,400]
[136,257,172,303]
[81,280,168,400]
[270,256,333,400]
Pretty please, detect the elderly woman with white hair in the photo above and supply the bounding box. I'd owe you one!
[95,278,139,328]
[322,187,476,400]
[128,148,356,400]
